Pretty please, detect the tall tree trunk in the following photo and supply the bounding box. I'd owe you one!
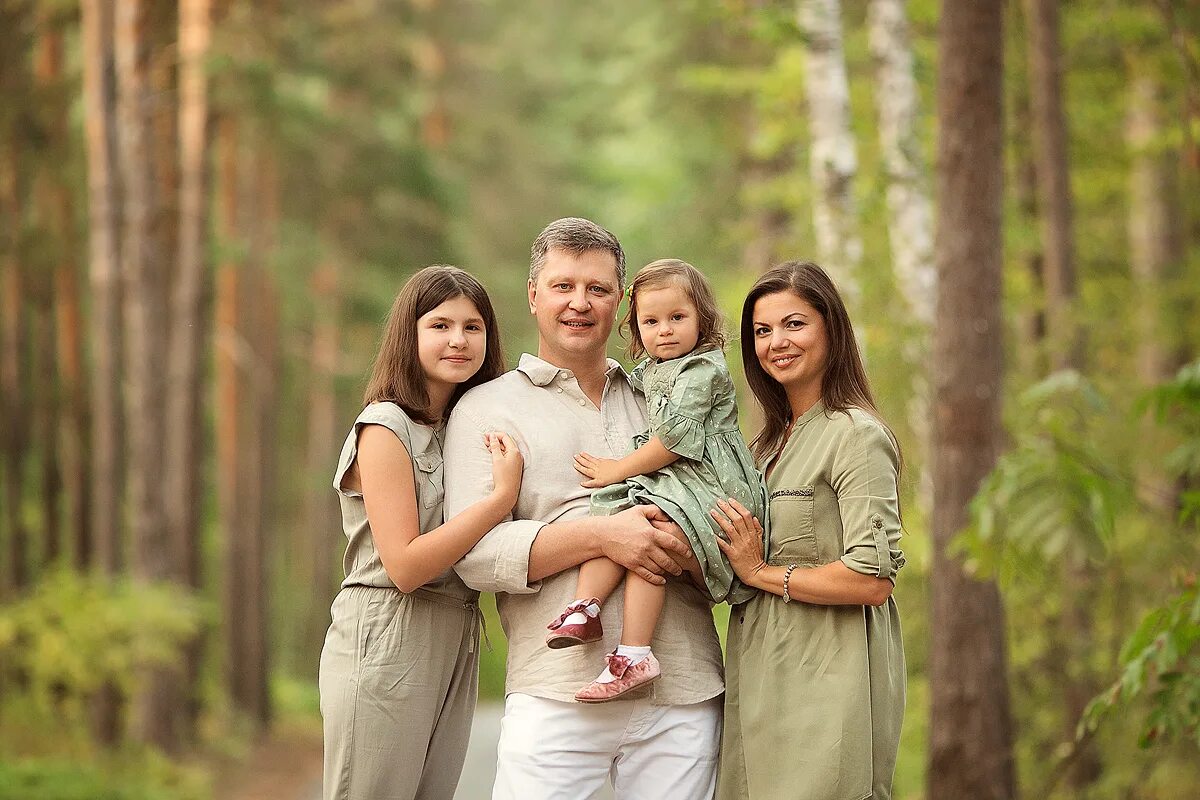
[928,2,1017,799]
[81,0,125,744]
[867,0,935,499]
[1024,3,1099,784]
[115,0,180,752]
[168,0,213,740]
[0,150,29,595]
[302,255,343,672]
[1024,0,1080,372]
[1128,70,1185,513]
[82,0,125,582]
[0,2,33,595]
[797,0,862,308]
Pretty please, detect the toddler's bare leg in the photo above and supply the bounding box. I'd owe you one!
[620,572,666,647]
[575,557,625,604]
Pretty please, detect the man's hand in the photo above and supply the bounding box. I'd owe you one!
[598,505,694,585]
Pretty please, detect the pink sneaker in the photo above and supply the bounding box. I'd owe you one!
[546,598,603,649]
[574,651,661,703]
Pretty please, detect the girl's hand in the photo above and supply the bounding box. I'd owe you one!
[486,432,523,506]
[574,452,626,489]
[712,498,767,584]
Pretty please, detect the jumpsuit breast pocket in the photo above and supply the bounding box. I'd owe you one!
[412,451,445,510]
[766,486,818,566]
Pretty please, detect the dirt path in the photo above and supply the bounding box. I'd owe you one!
[216,726,323,800]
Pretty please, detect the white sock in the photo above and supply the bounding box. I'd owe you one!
[561,599,600,627]
[594,645,652,684]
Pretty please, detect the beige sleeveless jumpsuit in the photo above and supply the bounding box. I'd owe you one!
[319,402,482,800]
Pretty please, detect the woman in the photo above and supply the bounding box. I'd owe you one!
[319,265,523,800]
[712,261,906,800]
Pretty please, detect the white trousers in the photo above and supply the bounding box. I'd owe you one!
[491,692,721,800]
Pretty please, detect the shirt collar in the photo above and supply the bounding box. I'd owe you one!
[516,353,628,387]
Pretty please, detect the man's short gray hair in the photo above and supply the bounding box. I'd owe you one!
[529,217,626,290]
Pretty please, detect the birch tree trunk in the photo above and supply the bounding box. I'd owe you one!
[867,0,935,497]
[115,0,180,751]
[868,0,935,326]
[928,1,1017,798]
[797,0,862,308]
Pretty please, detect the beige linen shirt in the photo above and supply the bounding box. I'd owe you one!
[444,353,725,705]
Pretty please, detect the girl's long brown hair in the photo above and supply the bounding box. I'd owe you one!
[364,265,505,424]
[740,261,896,463]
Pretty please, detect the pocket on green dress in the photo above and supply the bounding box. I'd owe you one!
[767,487,818,566]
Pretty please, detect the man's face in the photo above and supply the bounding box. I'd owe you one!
[528,247,621,367]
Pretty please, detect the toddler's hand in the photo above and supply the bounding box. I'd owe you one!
[574,452,626,489]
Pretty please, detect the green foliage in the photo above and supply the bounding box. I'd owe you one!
[1083,580,1200,748]
[0,570,208,712]
[0,754,208,800]
[1080,362,1200,750]
[957,372,1132,582]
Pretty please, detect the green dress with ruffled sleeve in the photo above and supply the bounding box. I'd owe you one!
[590,348,766,604]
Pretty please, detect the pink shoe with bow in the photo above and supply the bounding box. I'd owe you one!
[574,651,661,703]
[546,598,603,649]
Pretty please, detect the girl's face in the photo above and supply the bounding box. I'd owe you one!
[417,295,488,394]
[751,291,829,397]
[636,283,701,361]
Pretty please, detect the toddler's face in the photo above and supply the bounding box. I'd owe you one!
[636,284,700,361]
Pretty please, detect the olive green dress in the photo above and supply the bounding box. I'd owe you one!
[718,403,906,800]
[318,402,482,800]
[591,348,766,605]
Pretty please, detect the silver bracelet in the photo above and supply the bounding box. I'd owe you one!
[782,564,798,603]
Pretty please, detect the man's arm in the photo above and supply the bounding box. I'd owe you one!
[527,505,693,586]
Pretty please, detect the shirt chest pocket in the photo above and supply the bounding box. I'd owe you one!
[767,486,818,566]
[412,452,444,509]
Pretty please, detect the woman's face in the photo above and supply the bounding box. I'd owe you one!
[417,295,488,393]
[751,290,829,397]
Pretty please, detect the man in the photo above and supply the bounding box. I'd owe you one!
[443,217,724,799]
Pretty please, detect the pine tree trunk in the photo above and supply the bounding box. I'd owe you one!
[82,0,125,583]
[115,0,180,752]
[796,0,862,307]
[1,150,29,596]
[302,256,343,670]
[81,0,125,745]
[168,0,213,740]
[1128,71,1185,514]
[1024,0,1081,372]
[928,2,1017,799]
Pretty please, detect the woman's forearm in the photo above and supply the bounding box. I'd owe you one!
[746,560,893,606]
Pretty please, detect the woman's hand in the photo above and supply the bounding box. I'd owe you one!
[712,497,767,585]
[486,432,523,507]
[574,452,626,489]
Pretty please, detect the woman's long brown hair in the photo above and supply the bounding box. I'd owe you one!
[363,265,505,424]
[740,261,895,463]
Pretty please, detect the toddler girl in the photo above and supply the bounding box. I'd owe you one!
[546,258,766,702]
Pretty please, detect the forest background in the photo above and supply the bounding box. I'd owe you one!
[1,0,1199,798]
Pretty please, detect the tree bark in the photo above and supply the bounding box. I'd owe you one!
[115,0,180,751]
[1024,0,1081,372]
[928,2,1017,799]
[0,150,29,595]
[81,0,125,583]
[796,0,862,308]
[168,0,213,740]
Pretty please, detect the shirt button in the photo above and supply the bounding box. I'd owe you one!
[556,388,563,393]
[578,399,586,406]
